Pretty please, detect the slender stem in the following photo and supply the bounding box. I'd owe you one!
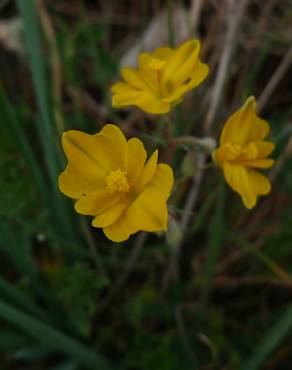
[190,0,204,34]
[162,0,248,289]
[258,46,292,112]
[204,0,249,133]
[180,153,206,233]
[97,232,147,312]
[80,218,107,276]
[175,304,198,365]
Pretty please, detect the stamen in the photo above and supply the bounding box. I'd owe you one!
[106,169,130,194]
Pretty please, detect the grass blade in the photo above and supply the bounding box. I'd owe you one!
[15,0,82,247]
[16,0,59,181]
[0,84,47,196]
[0,300,113,370]
[0,277,48,321]
[244,304,292,370]
[202,180,226,307]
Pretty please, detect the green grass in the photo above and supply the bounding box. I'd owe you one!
[0,0,291,369]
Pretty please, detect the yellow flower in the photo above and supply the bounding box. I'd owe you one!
[213,97,275,209]
[58,124,174,242]
[111,39,209,114]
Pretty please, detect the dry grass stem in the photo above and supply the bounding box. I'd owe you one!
[190,0,204,34]
[204,0,249,133]
[269,134,292,182]
[213,275,292,289]
[258,46,292,112]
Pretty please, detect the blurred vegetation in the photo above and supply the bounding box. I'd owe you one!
[0,0,292,369]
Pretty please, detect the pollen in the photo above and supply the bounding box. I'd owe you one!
[106,168,130,194]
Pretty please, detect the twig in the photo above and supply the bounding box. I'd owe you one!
[175,305,198,365]
[258,46,292,112]
[190,0,204,35]
[204,0,249,133]
[213,275,292,289]
[180,153,206,230]
[269,134,292,183]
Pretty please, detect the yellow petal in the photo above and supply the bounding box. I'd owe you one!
[223,162,257,209]
[138,150,158,190]
[126,164,173,231]
[223,162,272,209]
[103,164,174,242]
[138,53,157,90]
[111,82,128,93]
[138,52,154,70]
[163,39,199,82]
[97,124,128,168]
[247,118,270,143]
[92,198,131,228]
[145,163,174,199]
[74,189,119,215]
[112,85,170,114]
[168,42,200,84]
[63,128,123,173]
[162,85,188,104]
[59,124,127,199]
[244,159,274,169]
[163,62,209,104]
[125,191,168,231]
[212,146,233,166]
[220,97,269,146]
[153,47,173,60]
[248,170,271,196]
[121,68,151,91]
[184,62,209,89]
[103,213,133,242]
[253,141,275,158]
[59,131,108,199]
[126,138,147,182]
[165,41,208,88]
[58,166,102,199]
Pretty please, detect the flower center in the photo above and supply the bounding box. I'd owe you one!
[221,142,259,162]
[106,168,130,194]
[148,58,166,97]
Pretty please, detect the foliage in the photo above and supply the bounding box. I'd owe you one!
[0,0,292,369]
